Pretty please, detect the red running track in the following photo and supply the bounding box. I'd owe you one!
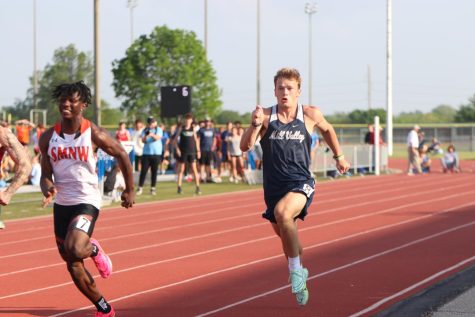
[1,172,475,317]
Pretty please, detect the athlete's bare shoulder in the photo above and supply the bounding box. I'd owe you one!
[303,105,332,132]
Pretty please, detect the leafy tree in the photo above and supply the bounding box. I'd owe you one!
[112,25,221,120]
[431,104,456,122]
[348,108,387,124]
[35,44,94,123]
[215,110,250,125]
[455,95,475,122]
[5,44,121,125]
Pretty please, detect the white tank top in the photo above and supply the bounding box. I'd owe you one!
[48,119,101,209]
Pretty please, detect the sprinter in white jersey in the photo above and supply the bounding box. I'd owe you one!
[241,68,349,306]
[40,81,135,317]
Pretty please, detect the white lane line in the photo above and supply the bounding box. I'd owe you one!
[196,204,475,316]
[51,201,475,317]
[348,255,475,317]
[1,191,473,302]
[0,185,473,280]
[0,176,467,254]
[2,172,452,235]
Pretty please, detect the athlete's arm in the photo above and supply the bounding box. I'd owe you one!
[39,128,56,207]
[91,123,135,208]
[240,105,269,152]
[304,106,350,174]
[0,127,32,206]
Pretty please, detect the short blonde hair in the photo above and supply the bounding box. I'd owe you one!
[274,68,302,89]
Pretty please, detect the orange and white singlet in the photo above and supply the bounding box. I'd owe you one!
[47,119,101,209]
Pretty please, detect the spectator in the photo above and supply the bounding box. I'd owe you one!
[198,118,216,182]
[407,125,422,175]
[174,113,201,195]
[419,145,431,173]
[136,117,163,196]
[159,123,169,175]
[310,128,320,164]
[27,154,41,185]
[115,121,131,142]
[32,123,46,155]
[227,126,245,183]
[220,122,233,178]
[364,124,373,144]
[131,119,144,172]
[441,144,460,173]
[427,137,443,155]
[418,131,426,151]
[15,119,35,146]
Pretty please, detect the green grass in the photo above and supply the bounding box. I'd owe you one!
[0,180,261,221]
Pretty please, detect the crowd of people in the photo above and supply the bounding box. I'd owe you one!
[106,113,264,197]
[406,124,461,175]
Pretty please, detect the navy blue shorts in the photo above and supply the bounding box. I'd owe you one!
[262,179,315,223]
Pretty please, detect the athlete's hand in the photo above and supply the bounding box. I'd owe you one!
[0,191,13,206]
[336,158,350,175]
[42,187,57,208]
[252,105,264,128]
[121,188,135,209]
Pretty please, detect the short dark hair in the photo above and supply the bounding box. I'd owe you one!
[51,81,92,105]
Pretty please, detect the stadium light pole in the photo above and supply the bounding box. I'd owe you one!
[127,0,138,44]
[94,0,101,125]
[256,0,260,105]
[386,0,393,156]
[33,0,38,109]
[204,0,208,56]
[305,2,318,106]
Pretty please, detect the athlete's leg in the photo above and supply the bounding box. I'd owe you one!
[63,217,99,296]
[274,192,309,306]
[273,192,307,258]
[271,222,303,258]
[62,216,113,314]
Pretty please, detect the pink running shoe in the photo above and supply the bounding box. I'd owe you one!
[95,306,115,317]
[90,238,113,278]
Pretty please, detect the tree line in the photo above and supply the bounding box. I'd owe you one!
[2,25,474,126]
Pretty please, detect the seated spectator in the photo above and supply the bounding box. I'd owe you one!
[28,155,41,185]
[440,144,460,173]
[419,145,431,173]
[427,137,443,155]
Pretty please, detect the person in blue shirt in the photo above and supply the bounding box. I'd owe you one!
[136,117,163,196]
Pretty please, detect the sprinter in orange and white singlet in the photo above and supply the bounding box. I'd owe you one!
[48,119,101,209]
[40,81,135,317]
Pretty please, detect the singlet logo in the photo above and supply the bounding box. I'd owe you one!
[50,146,90,162]
[269,130,305,143]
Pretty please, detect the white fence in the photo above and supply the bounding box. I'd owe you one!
[310,144,388,177]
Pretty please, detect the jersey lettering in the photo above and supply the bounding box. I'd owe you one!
[50,146,90,162]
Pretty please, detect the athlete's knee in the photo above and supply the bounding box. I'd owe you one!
[274,205,294,224]
[64,240,89,260]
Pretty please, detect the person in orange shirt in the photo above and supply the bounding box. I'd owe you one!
[15,119,35,146]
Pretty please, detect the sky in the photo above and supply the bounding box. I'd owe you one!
[1,0,474,117]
